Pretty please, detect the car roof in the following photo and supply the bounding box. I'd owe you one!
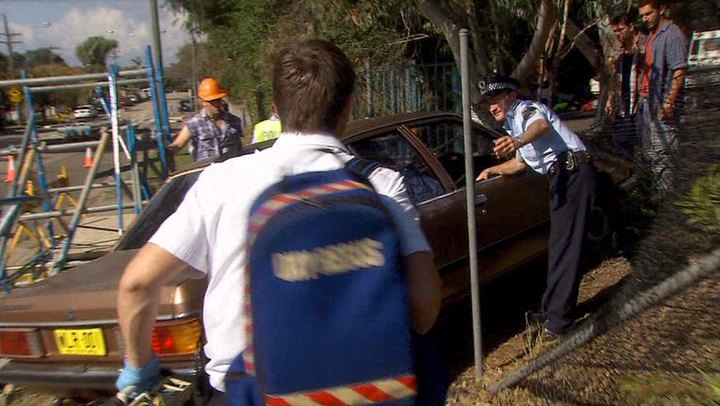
[168,111,482,179]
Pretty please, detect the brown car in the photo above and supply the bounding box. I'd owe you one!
[0,111,631,391]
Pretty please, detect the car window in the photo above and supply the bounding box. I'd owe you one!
[349,131,445,204]
[410,120,502,185]
[114,171,201,250]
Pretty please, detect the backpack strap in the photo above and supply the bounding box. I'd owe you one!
[345,157,381,179]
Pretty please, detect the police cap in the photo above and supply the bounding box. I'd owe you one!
[477,74,520,99]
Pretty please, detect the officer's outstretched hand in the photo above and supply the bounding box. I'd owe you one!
[476,168,494,181]
[492,136,520,158]
[115,352,160,400]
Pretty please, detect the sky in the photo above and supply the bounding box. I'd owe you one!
[0,0,191,67]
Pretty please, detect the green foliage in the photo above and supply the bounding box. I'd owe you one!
[23,48,66,67]
[166,0,419,120]
[697,367,720,405]
[619,369,720,405]
[75,36,119,69]
[675,166,720,233]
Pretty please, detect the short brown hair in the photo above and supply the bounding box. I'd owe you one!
[611,10,637,26]
[272,39,356,133]
[639,0,663,9]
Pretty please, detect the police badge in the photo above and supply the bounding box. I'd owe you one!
[522,107,537,120]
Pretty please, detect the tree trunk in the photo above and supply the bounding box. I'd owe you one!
[595,19,615,124]
[415,0,482,102]
[512,0,557,83]
[565,20,599,66]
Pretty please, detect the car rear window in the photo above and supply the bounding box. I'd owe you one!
[114,171,201,250]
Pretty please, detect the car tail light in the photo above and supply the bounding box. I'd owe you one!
[151,318,202,356]
[0,328,44,358]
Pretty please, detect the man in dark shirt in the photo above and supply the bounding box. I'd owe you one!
[607,11,645,159]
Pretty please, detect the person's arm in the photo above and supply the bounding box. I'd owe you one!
[404,250,441,334]
[369,167,442,334]
[660,69,686,120]
[660,32,690,120]
[167,126,192,154]
[492,119,550,157]
[118,243,192,368]
[476,156,528,180]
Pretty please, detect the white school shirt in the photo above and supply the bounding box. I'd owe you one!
[149,132,431,391]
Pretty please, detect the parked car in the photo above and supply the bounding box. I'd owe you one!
[179,97,194,112]
[0,111,631,391]
[686,29,720,110]
[118,96,133,107]
[140,87,152,100]
[72,105,98,120]
[128,94,141,104]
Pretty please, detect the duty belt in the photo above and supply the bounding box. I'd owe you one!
[547,150,592,179]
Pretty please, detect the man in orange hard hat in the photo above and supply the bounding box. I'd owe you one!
[168,78,244,161]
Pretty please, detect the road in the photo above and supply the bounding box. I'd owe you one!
[0,93,190,268]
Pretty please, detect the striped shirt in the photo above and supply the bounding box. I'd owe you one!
[639,21,689,109]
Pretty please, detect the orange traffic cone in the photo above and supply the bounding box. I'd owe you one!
[5,155,16,183]
[83,147,94,168]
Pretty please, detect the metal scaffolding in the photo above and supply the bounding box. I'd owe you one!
[0,47,172,293]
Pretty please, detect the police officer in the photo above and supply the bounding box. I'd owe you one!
[168,77,244,161]
[476,74,597,338]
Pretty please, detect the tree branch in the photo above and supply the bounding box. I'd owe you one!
[511,0,557,83]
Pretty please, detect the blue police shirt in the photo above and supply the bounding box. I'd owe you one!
[504,99,587,175]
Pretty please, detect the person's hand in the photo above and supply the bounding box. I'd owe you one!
[492,136,523,158]
[660,102,675,121]
[115,353,160,399]
[476,168,494,181]
[604,101,614,117]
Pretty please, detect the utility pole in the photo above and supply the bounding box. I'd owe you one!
[190,26,199,113]
[149,0,169,136]
[150,0,163,76]
[0,13,22,78]
[1,13,23,125]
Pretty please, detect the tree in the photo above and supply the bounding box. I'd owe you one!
[24,48,66,67]
[75,36,118,69]
[168,0,420,119]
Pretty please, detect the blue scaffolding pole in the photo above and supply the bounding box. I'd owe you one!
[145,46,169,179]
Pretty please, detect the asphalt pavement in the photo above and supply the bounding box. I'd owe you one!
[0,93,190,271]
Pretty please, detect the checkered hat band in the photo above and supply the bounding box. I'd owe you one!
[485,82,515,93]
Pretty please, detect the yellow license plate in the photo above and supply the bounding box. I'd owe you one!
[54,328,107,356]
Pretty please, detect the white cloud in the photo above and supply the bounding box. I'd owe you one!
[14,6,189,67]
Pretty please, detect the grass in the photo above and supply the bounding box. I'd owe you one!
[619,367,720,405]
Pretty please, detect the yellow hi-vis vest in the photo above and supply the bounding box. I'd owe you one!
[252,117,282,143]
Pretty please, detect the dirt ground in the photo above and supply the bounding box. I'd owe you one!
[444,257,720,406]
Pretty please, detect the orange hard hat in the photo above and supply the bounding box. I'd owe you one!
[198,78,228,101]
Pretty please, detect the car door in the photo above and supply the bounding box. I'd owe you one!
[346,127,464,279]
[406,117,550,293]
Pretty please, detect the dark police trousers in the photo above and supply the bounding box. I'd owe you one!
[543,154,597,334]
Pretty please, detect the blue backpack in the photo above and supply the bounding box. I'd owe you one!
[225,157,417,405]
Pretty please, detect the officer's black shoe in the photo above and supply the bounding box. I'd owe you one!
[524,311,545,327]
[542,327,563,344]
